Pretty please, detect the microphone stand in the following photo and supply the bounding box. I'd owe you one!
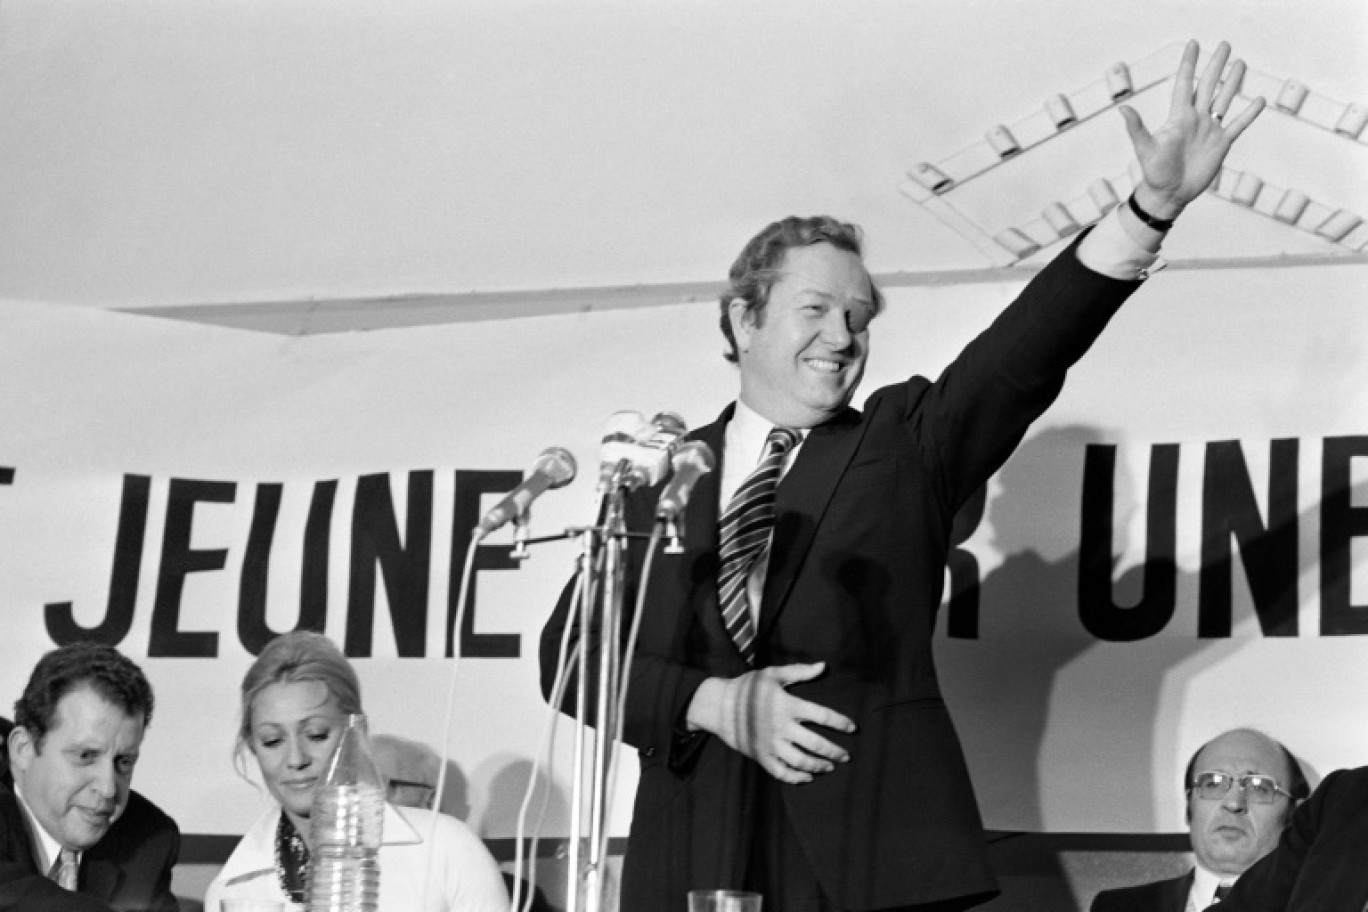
[565,472,630,912]
[562,440,704,911]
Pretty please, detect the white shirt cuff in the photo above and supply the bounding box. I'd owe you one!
[1076,203,1166,280]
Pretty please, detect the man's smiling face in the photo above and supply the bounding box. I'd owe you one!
[731,241,874,428]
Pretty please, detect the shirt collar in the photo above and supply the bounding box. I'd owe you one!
[721,400,808,508]
[726,398,775,469]
[727,399,808,463]
[1191,863,1236,909]
[12,781,82,874]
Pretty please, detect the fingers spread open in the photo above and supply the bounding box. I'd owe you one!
[766,661,825,688]
[1212,59,1245,119]
[1118,105,1152,151]
[1170,40,1199,112]
[1195,41,1231,111]
[1223,96,1267,140]
[793,699,857,736]
[776,738,835,776]
[764,756,814,785]
[785,722,848,765]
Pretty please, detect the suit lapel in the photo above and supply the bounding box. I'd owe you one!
[681,408,730,651]
[79,852,124,903]
[0,788,44,876]
[1332,813,1368,908]
[757,406,867,641]
[1169,870,1194,911]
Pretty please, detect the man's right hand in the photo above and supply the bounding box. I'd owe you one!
[685,662,857,784]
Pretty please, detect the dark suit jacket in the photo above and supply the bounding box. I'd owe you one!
[0,782,180,912]
[0,718,12,790]
[1216,766,1368,912]
[1091,871,1193,912]
[542,233,1141,911]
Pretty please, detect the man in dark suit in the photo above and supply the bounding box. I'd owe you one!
[1091,729,1309,912]
[1214,765,1368,911]
[1,644,180,912]
[542,41,1264,912]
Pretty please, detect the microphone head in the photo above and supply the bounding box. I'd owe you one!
[635,411,688,454]
[655,441,715,520]
[640,411,687,441]
[602,410,647,444]
[598,410,686,491]
[533,446,577,489]
[672,440,715,472]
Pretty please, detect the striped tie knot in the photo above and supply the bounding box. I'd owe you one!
[48,847,78,891]
[718,426,800,665]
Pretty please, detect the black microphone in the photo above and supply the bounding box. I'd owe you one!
[656,441,715,520]
[477,447,577,535]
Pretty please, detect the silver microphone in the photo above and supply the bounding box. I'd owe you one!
[624,411,687,489]
[477,447,577,534]
[656,441,716,520]
[597,411,649,492]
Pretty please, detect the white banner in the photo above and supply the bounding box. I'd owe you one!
[2,261,1365,837]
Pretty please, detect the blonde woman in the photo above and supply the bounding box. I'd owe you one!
[204,632,507,912]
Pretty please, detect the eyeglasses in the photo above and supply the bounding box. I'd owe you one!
[1189,771,1293,804]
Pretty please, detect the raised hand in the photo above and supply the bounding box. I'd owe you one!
[687,662,856,784]
[1118,40,1266,221]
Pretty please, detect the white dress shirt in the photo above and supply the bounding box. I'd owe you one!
[13,782,83,882]
[1188,864,1236,911]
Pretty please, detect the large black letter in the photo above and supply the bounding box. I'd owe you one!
[236,480,334,654]
[1078,444,1179,641]
[46,474,150,646]
[448,469,523,658]
[1322,435,1368,635]
[299,479,337,637]
[238,482,283,654]
[1198,439,1299,637]
[346,471,433,657]
[149,478,234,657]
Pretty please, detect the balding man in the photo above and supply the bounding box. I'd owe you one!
[1091,729,1308,912]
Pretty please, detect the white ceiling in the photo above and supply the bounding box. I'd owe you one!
[0,0,1364,329]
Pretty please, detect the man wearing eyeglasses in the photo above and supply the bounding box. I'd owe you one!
[1211,763,1368,911]
[1091,729,1308,912]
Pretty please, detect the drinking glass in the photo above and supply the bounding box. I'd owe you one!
[687,889,763,912]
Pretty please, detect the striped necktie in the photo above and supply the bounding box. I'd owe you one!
[48,848,78,890]
[718,426,799,665]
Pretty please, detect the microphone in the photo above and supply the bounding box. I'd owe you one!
[656,441,715,520]
[596,411,689,491]
[624,412,687,489]
[637,411,687,450]
[597,411,649,492]
[477,447,577,535]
